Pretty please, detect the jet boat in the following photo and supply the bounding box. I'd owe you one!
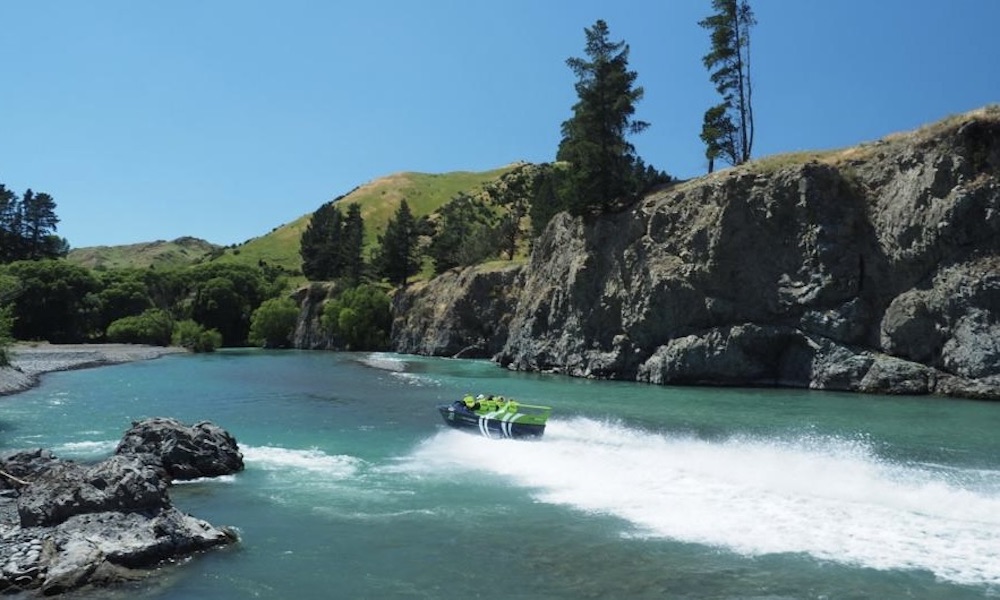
[438,396,551,439]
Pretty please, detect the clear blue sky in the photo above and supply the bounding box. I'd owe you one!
[2,1,997,248]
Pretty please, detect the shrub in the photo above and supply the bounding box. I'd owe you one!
[172,319,222,353]
[106,309,173,346]
[0,305,14,367]
[321,284,391,351]
[248,297,299,348]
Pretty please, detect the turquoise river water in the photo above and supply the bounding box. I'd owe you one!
[1,350,999,599]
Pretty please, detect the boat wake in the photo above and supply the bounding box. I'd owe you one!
[357,352,407,372]
[242,445,365,479]
[402,417,1000,588]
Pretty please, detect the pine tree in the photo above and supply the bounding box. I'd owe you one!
[375,200,419,286]
[22,190,60,259]
[427,192,496,273]
[300,201,345,280]
[699,0,756,169]
[557,19,649,215]
[527,163,567,238]
[483,164,544,260]
[342,203,365,285]
[0,184,20,263]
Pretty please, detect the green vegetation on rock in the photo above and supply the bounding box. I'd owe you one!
[321,284,391,351]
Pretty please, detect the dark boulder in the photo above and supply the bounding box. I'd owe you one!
[0,449,59,491]
[0,418,242,595]
[115,417,244,480]
[38,509,236,596]
[16,454,169,528]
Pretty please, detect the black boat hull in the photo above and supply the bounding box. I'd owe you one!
[438,403,546,440]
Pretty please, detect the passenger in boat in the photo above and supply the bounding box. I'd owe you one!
[462,394,475,409]
[506,399,518,413]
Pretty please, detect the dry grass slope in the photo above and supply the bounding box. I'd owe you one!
[212,166,520,276]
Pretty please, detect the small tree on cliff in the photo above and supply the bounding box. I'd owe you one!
[428,192,496,273]
[557,19,649,215]
[374,200,420,286]
[699,0,756,169]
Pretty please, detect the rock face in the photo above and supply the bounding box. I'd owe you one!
[391,263,525,358]
[115,417,244,480]
[0,419,241,595]
[291,282,340,350]
[388,107,1000,399]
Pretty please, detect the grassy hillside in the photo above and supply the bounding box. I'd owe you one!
[66,237,219,270]
[63,166,519,275]
[212,166,520,274]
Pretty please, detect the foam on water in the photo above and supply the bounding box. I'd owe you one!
[402,417,1000,588]
[174,474,237,485]
[358,352,407,372]
[52,439,118,459]
[242,445,365,478]
[390,371,440,386]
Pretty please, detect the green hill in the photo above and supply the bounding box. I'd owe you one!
[211,166,520,274]
[66,237,219,270]
[63,166,520,275]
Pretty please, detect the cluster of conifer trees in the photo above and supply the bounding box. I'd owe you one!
[300,2,758,287]
[0,182,68,263]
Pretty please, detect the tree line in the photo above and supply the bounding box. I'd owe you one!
[299,2,756,287]
[0,2,756,361]
[0,182,68,262]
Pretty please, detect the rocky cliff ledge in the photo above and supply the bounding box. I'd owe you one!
[393,107,1000,399]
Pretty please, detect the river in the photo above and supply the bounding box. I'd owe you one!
[1,350,998,599]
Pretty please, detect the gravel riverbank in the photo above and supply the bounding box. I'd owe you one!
[0,344,187,396]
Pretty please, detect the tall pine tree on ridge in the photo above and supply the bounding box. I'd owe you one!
[557,19,649,216]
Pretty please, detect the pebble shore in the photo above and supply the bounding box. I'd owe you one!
[0,344,187,396]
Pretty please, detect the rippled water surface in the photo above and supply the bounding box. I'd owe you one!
[2,349,998,599]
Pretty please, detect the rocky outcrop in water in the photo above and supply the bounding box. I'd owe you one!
[390,107,1000,399]
[0,419,241,595]
[115,417,244,480]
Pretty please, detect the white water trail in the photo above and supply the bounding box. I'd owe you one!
[242,445,365,478]
[52,439,118,459]
[357,352,407,372]
[404,417,1000,588]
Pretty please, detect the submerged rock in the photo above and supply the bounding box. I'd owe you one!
[0,419,240,595]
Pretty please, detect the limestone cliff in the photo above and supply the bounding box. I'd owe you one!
[390,106,1000,399]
